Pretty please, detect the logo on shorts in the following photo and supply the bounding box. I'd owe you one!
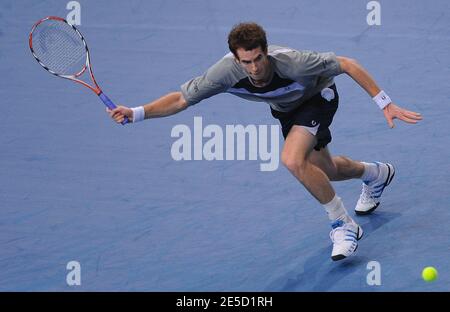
[321,88,335,102]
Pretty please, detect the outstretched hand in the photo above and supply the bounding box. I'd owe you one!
[383,103,422,128]
[107,106,133,124]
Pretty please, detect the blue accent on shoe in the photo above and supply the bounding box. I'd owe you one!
[373,190,383,197]
[331,220,344,229]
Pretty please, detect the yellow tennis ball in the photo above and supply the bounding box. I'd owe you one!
[422,267,438,282]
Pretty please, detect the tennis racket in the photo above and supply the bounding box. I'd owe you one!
[29,16,128,124]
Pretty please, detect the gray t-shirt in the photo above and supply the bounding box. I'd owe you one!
[180,45,344,112]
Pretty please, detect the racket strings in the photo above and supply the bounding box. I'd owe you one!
[32,20,87,76]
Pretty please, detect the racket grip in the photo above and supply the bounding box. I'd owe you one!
[99,92,129,125]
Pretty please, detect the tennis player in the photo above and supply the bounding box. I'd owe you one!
[108,23,422,260]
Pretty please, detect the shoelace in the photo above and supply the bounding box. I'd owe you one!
[329,226,347,244]
[359,183,374,203]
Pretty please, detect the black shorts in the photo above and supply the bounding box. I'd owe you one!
[271,84,339,151]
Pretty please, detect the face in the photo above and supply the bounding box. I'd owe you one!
[235,46,270,82]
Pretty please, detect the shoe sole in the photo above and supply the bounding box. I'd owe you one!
[355,163,395,216]
[331,225,363,261]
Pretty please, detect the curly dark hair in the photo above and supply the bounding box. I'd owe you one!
[227,22,268,59]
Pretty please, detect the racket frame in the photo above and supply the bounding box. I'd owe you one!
[29,16,128,124]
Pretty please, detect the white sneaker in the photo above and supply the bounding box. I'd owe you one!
[355,162,395,215]
[330,219,363,261]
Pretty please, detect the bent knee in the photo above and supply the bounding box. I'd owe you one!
[281,153,308,177]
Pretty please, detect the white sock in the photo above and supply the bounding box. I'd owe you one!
[360,162,379,182]
[323,195,352,223]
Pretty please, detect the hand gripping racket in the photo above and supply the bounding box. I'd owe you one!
[29,16,128,124]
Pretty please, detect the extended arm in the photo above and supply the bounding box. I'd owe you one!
[108,92,188,124]
[337,56,422,128]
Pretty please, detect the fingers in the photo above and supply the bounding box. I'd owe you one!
[112,111,125,123]
[113,115,125,123]
[398,115,419,124]
[383,108,395,128]
[403,110,423,120]
[387,119,395,128]
[385,114,395,128]
[105,107,127,124]
[116,116,126,123]
[106,107,119,116]
[397,109,423,124]
[397,106,422,118]
[387,105,423,126]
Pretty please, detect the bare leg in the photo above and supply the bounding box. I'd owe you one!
[281,126,335,204]
[308,147,365,181]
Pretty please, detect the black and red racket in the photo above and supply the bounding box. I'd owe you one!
[29,16,128,124]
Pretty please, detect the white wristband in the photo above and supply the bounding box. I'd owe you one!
[131,106,145,123]
[372,90,392,110]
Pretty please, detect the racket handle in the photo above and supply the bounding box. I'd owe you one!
[99,92,129,125]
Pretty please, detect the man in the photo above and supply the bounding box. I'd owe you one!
[108,23,422,261]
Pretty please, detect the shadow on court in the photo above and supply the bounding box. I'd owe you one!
[266,212,401,291]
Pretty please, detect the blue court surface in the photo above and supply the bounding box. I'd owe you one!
[1,0,449,291]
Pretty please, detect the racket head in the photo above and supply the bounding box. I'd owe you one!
[29,16,90,80]
[29,16,127,124]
